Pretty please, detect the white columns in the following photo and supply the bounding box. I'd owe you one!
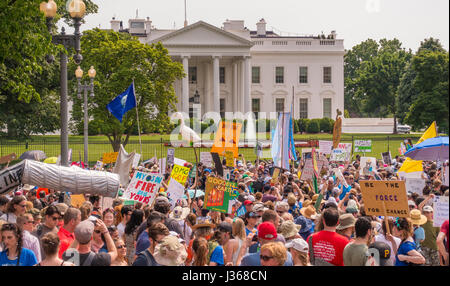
[233,61,238,112]
[203,61,210,113]
[212,56,220,114]
[244,56,251,113]
[240,59,245,113]
[181,56,190,115]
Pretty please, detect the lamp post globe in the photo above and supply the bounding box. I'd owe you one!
[75,66,83,79]
[88,66,96,78]
[68,0,86,19]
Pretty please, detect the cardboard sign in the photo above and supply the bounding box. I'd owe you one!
[271,167,281,184]
[166,178,185,210]
[360,157,377,176]
[122,171,163,205]
[167,148,175,166]
[301,159,326,180]
[225,151,234,168]
[433,196,449,227]
[0,153,17,165]
[354,140,372,153]
[210,121,243,158]
[204,176,238,214]
[382,152,392,165]
[70,194,86,208]
[200,152,213,168]
[319,141,333,155]
[132,154,141,169]
[102,152,118,164]
[405,178,426,195]
[330,143,352,162]
[0,161,24,195]
[170,164,190,186]
[360,180,409,217]
[211,152,223,177]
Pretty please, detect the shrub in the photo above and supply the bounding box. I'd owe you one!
[320,117,334,133]
[293,119,300,133]
[298,118,310,133]
[306,119,320,133]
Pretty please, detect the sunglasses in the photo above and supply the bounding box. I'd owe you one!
[18,204,27,208]
[26,220,35,224]
[260,255,274,261]
[117,245,126,249]
[94,230,102,234]
[51,216,60,221]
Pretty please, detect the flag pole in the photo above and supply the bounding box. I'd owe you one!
[133,79,144,159]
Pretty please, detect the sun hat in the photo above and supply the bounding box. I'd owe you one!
[169,206,190,221]
[285,238,309,253]
[346,199,359,214]
[300,205,319,220]
[191,216,216,230]
[74,220,95,244]
[336,213,356,230]
[279,220,302,238]
[302,200,312,209]
[257,222,277,240]
[253,203,265,213]
[153,235,187,266]
[287,194,297,205]
[55,203,69,217]
[294,215,313,234]
[22,184,35,191]
[410,209,427,225]
[275,201,289,213]
[311,194,319,202]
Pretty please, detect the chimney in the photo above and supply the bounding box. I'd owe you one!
[145,17,152,34]
[331,30,337,39]
[110,17,120,32]
[256,18,266,36]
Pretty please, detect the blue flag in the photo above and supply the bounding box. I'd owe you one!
[107,83,137,123]
[271,112,297,169]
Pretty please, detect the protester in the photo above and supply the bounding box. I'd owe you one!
[123,209,144,265]
[0,223,37,266]
[286,238,311,266]
[343,217,373,266]
[57,207,81,258]
[0,195,9,217]
[392,217,426,266]
[419,206,441,266]
[336,213,356,241]
[0,196,27,223]
[117,205,133,239]
[436,219,449,266]
[132,222,169,266]
[224,217,247,266]
[153,235,187,266]
[102,208,115,228]
[110,238,128,266]
[36,232,74,266]
[260,242,287,266]
[192,237,209,266]
[16,214,41,263]
[374,218,401,266]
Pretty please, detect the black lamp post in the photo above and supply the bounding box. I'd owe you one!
[40,0,86,166]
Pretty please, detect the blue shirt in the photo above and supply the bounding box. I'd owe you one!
[209,245,224,266]
[136,231,151,255]
[413,227,425,250]
[0,248,38,266]
[339,184,352,201]
[239,250,294,266]
[245,227,258,253]
[395,241,417,266]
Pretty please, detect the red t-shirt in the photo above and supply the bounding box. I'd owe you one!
[440,220,449,251]
[58,227,75,258]
[308,230,350,266]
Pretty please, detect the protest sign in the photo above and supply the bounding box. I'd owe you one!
[0,153,16,165]
[319,141,333,155]
[200,152,213,168]
[382,152,392,165]
[333,168,348,188]
[330,143,352,162]
[174,158,187,167]
[70,194,86,208]
[102,152,118,164]
[302,148,312,161]
[360,157,377,176]
[271,167,281,185]
[360,180,409,217]
[404,139,413,151]
[94,161,103,170]
[170,164,190,186]
[122,171,163,205]
[0,161,24,195]
[211,152,223,177]
[159,158,166,174]
[188,164,197,179]
[404,178,426,195]
[225,151,234,168]
[223,169,231,181]
[235,204,247,217]
[445,166,449,186]
[204,176,238,214]
[354,140,372,153]
[301,159,326,181]
[132,154,141,169]
[433,196,449,227]
[254,142,263,158]
[167,148,175,166]
[166,178,185,210]
[210,121,243,157]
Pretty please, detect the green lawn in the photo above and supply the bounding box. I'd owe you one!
[1,132,433,166]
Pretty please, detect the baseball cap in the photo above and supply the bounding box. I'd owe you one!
[155,196,170,205]
[285,238,308,253]
[423,205,434,212]
[257,222,277,240]
[253,203,265,213]
[245,211,258,219]
[74,220,95,244]
[217,222,233,235]
[244,200,253,206]
[369,241,393,266]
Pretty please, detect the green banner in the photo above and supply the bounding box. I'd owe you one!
[204,176,239,214]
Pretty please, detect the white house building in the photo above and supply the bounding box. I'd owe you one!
[110,17,345,120]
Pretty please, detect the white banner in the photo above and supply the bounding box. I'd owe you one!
[166,178,185,210]
[354,140,372,153]
[405,178,426,195]
[319,140,333,155]
[433,196,449,227]
[122,171,163,205]
[330,143,352,162]
[0,161,24,195]
[360,157,377,176]
[132,154,141,169]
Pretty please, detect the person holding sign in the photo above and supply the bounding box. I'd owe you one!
[392,217,426,266]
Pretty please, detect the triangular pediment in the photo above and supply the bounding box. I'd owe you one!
[152,21,253,47]
[272,90,289,96]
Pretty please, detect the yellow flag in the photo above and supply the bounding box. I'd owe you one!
[416,121,437,145]
[398,157,423,173]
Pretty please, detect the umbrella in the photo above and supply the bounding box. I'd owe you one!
[404,137,449,161]
[183,189,205,199]
[43,157,58,164]
[20,150,47,161]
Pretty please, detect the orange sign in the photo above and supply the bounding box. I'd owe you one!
[210,121,242,158]
[102,152,118,164]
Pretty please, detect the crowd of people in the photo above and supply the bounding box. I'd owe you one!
[0,152,448,267]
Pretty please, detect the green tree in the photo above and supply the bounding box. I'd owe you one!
[344,39,379,117]
[405,50,449,133]
[70,29,184,151]
[355,39,411,133]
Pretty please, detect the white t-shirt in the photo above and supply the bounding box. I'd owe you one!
[117,222,126,239]
[0,213,17,223]
[374,234,401,265]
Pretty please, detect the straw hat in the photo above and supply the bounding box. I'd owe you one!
[300,205,319,220]
[311,194,319,202]
[302,200,313,208]
[191,216,216,230]
[410,209,427,226]
[153,235,187,266]
[280,220,302,239]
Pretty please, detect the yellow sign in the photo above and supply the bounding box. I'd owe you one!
[102,152,118,164]
[360,180,409,218]
[170,164,190,186]
[271,167,281,185]
[225,151,234,168]
[71,194,86,208]
[210,121,242,158]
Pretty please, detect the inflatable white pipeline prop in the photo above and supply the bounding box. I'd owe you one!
[22,160,119,198]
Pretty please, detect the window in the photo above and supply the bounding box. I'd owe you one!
[130,22,144,28]
[252,98,260,119]
[189,67,197,84]
[299,98,308,119]
[299,66,308,84]
[323,66,332,83]
[323,98,332,118]
[276,98,285,113]
[252,67,260,84]
[220,98,226,119]
[220,67,225,84]
[275,67,284,84]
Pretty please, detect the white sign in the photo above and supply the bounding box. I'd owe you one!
[94,161,103,170]
[167,148,175,165]
[360,157,377,176]
[333,168,348,188]
[122,171,164,205]
[200,152,213,168]
[174,157,187,166]
[0,161,24,195]
[166,178,185,210]
[132,154,141,169]
[354,140,372,153]
[330,143,352,162]
[405,178,426,196]
[319,140,333,155]
[433,196,449,227]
